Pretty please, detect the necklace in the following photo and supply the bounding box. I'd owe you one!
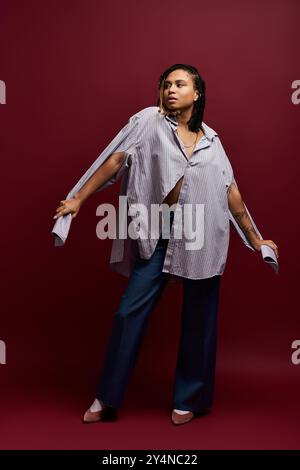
[175,128,199,148]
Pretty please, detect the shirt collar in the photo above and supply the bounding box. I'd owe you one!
[164,113,218,142]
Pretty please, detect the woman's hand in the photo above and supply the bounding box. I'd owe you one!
[251,239,279,259]
[53,195,82,220]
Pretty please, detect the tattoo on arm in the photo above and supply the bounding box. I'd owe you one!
[232,210,256,237]
[232,209,247,223]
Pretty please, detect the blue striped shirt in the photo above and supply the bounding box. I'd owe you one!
[52,106,263,281]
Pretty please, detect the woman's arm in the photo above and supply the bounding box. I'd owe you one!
[53,151,126,219]
[227,183,279,259]
[73,151,126,204]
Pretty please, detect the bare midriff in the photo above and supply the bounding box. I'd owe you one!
[162,129,205,207]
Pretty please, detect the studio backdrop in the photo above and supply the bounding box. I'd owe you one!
[0,0,299,451]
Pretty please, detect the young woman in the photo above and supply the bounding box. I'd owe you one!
[52,63,279,425]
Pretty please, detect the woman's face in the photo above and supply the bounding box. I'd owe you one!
[162,69,199,112]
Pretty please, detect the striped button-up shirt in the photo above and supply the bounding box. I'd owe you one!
[52,106,264,281]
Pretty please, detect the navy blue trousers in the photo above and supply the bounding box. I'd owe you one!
[96,212,221,412]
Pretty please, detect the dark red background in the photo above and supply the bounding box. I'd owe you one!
[0,0,299,450]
